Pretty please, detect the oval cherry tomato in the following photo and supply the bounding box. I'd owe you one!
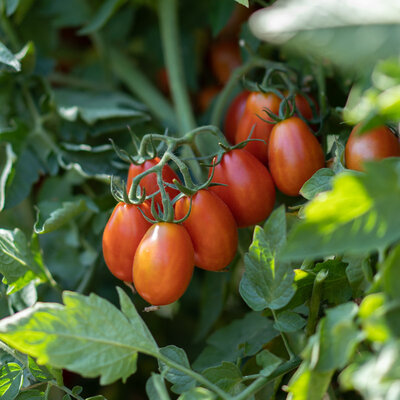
[224,90,250,144]
[209,149,276,227]
[197,85,221,113]
[175,189,238,271]
[210,40,241,85]
[235,92,281,164]
[345,124,400,171]
[102,202,152,282]
[127,158,180,205]
[133,223,194,306]
[268,117,325,196]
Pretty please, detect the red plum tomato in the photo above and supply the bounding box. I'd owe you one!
[235,92,281,164]
[133,223,194,306]
[345,124,400,171]
[268,117,325,196]
[175,189,238,271]
[127,158,180,205]
[224,90,250,144]
[209,149,276,227]
[210,40,241,85]
[102,202,152,282]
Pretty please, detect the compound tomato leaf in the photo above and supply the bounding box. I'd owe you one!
[0,291,159,385]
[158,346,196,394]
[145,374,170,400]
[0,362,23,400]
[202,362,244,395]
[300,168,335,200]
[0,229,47,294]
[15,390,44,400]
[263,205,287,255]
[256,350,282,377]
[273,311,306,333]
[287,361,333,400]
[240,225,295,311]
[177,387,216,400]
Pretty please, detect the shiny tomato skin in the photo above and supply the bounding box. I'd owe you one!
[102,202,152,282]
[209,149,276,228]
[224,90,250,144]
[127,158,180,205]
[133,223,194,306]
[235,92,281,164]
[175,190,238,271]
[210,40,241,85]
[345,124,400,171]
[268,117,325,196]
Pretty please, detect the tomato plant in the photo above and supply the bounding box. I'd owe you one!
[268,116,325,196]
[345,124,400,171]
[102,202,152,282]
[209,148,276,227]
[132,222,194,306]
[224,90,250,143]
[127,158,180,204]
[175,189,238,271]
[235,91,281,163]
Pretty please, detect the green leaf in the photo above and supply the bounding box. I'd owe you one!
[273,311,306,333]
[193,312,278,371]
[53,89,147,125]
[202,362,244,395]
[0,363,23,400]
[34,199,89,234]
[300,168,335,200]
[263,205,287,255]
[206,0,235,37]
[28,356,54,382]
[15,390,44,400]
[256,350,282,377]
[5,0,20,16]
[382,244,400,301]
[145,374,170,400]
[344,255,371,297]
[158,346,196,394]
[283,159,400,261]
[0,229,46,294]
[0,42,20,72]
[240,224,295,311]
[312,303,362,372]
[249,0,400,74]
[79,0,128,35]
[0,143,16,211]
[0,291,159,385]
[235,0,249,6]
[287,361,333,400]
[177,387,216,400]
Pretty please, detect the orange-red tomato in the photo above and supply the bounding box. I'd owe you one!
[345,124,400,171]
[197,85,221,113]
[268,117,325,196]
[133,223,194,306]
[127,158,180,205]
[175,190,238,271]
[210,40,241,85]
[235,92,281,164]
[102,202,152,282]
[282,90,315,122]
[224,90,250,144]
[209,149,276,227]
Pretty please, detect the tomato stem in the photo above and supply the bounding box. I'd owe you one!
[271,309,296,359]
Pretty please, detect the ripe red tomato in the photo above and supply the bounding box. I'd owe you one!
[127,158,180,205]
[209,149,276,227]
[224,90,250,144]
[345,124,400,171]
[102,202,152,282]
[268,117,325,196]
[175,189,238,271]
[235,92,281,164]
[210,40,241,85]
[197,85,221,113]
[133,223,194,306]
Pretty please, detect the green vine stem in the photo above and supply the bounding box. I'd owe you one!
[305,269,328,337]
[271,309,296,359]
[157,0,196,135]
[109,49,177,131]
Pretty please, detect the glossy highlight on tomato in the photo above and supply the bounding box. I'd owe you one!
[133,223,194,306]
[268,117,325,196]
[127,158,180,205]
[224,90,250,144]
[235,92,281,164]
[175,189,238,271]
[209,149,276,228]
[345,124,400,171]
[102,202,152,282]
